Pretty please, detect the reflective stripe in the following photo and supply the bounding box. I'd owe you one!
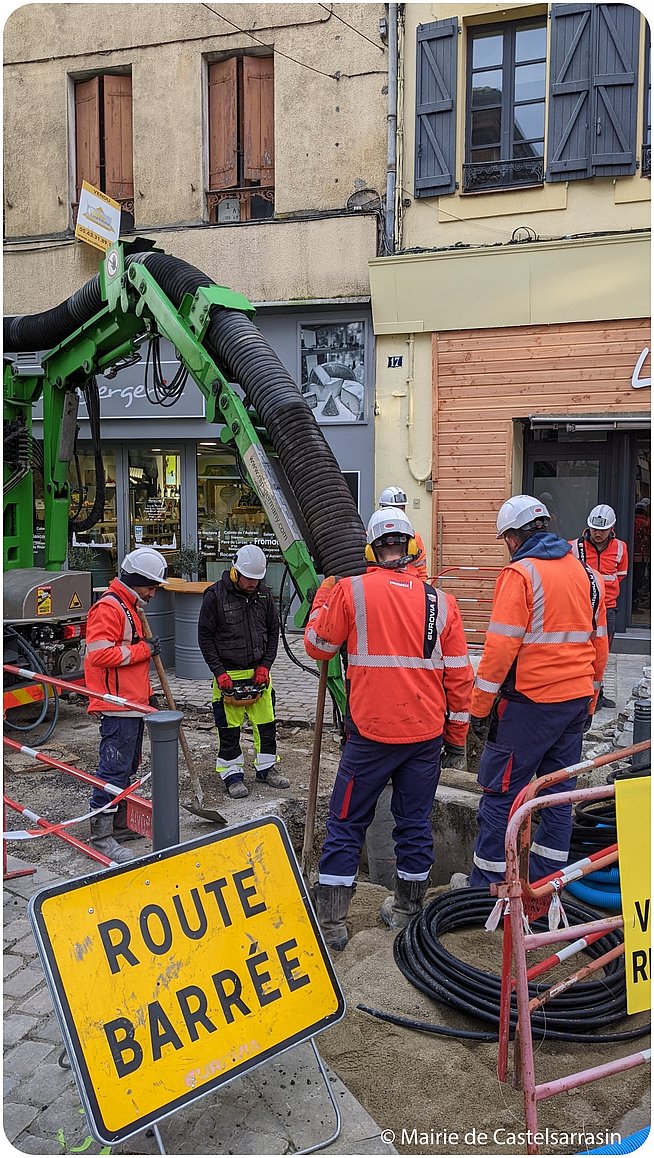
[347,653,444,670]
[593,681,602,689]
[396,870,430,881]
[442,655,470,668]
[488,621,525,638]
[616,542,624,563]
[617,570,627,578]
[531,841,568,863]
[449,710,470,723]
[305,626,339,657]
[519,559,545,634]
[351,575,368,654]
[119,646,131,665]
[602,573,618,582]
[215,754,244,781]
[522,630,593,644]
[473,852,506,872]
[319,873,356,887]
[595,626,608,637]
[475,676,501,693]
[86,639,115,651]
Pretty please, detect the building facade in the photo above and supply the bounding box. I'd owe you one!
[370,2,650,641]
[4,3,389,585]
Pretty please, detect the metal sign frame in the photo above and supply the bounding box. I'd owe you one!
[28,817,345,1145]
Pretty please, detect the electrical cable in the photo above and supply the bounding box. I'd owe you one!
[3,627,60,744]
[358,888,650,1044]
[277,564,343,733]
[69,377,106,533]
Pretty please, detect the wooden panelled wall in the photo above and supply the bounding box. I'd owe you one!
[431,318,651,644]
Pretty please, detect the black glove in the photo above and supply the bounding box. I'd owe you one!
[149,693,161,710]
[583,714,593,733]
[146,636,161,657]
[441,742,467,769]
[470,715,491,743]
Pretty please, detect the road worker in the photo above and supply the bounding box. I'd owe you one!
[569,504,628,708]
[378,486,428,580]
[305,508,473,950]
[451,495,608,890]
[84,547,167,862]
[197,544,287,799]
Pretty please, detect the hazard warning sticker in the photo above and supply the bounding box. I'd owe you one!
[36,586,52,616]
[69,592,83,610]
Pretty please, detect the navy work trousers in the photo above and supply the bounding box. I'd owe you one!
[470,696,589,887]
[318,733,443,887]
[91,715,144,811]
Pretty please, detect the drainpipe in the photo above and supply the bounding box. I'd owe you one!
[385,4,398,254]
[406,332,432,481]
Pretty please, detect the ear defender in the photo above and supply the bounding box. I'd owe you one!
[407,537,418,558]
[364,544,376,563]
[229,556,239,583]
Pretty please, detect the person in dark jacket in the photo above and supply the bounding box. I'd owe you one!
[197,544,287,799]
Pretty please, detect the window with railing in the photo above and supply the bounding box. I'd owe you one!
[206,54,274,224]
[72,72,134,225]
[464,19,546,193]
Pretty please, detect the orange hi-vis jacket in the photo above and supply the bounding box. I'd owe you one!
[84,579,154,715]
[410,529,428,581]
[471,553,609,719]
[305,566,473,745]
[569,533,628,609]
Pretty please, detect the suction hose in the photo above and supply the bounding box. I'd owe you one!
[4,252,367,581]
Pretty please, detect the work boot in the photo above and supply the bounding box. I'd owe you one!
[112,801,141,843]
[90,812,136,864]
[225,776,249,799]
[380,876,430,929]
[599,694,616,710]
[313,883,355,951]
[449,872,470,890]
[256,770,290,789]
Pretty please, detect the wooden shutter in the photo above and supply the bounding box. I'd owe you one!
[547,3,639,182]
[208,58,238,189]
[547,4,593,181]
[103,74,134,199]
[591,4,640,176]
[243,55,274,184]
[415,18,458,197]
[75,77,100,201]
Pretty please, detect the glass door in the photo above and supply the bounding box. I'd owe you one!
[128,448,181,569]
[527,449,607,542]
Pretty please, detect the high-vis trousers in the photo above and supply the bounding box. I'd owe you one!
[91,714,144,811]
[470,696,589,887]
[211,669,277,784]
[318,733,443,887]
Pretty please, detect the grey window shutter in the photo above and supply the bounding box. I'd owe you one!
[415,17,458,197]
[591,4,640,176]
[547,4,593,181]
[548,4,640,182]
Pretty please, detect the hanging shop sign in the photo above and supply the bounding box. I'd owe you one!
[28,818,344,1145]
[615,775,651,1014]
[75,181,121,252]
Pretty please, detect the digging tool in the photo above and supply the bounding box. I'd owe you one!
[137,607,227,825]
[301,660,329,878]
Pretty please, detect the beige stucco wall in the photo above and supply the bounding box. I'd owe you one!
[398,3,651,250]
[4,3,387,237]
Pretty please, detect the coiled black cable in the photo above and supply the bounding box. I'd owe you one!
[358,888,650,1044]
[568,798,618,858]
[3,627,60,744]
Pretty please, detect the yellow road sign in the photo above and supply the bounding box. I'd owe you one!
[615,775,651,1014]
[29,818,345,1144]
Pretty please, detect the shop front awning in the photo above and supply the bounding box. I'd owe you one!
[530,414,650,433]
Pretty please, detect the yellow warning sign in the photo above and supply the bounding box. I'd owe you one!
[36,586,52,616]
[68,592,83,610]
[28,819,344,1144]
[615,775,651,1014]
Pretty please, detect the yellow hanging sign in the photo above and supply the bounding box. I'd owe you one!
[615,775,651,1014]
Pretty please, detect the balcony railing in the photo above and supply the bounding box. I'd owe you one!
[463,158,544,193]
[206,186,274,224]
[642,144,651,177]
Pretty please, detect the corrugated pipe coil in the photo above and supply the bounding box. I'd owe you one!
[4,253,367,580]
[582,1126,650,1154]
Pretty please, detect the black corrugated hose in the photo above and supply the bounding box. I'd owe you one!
[4,250,367,581]
[358,888,650,1044]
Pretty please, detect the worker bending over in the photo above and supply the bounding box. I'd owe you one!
[198,544,287,799]
[378,486,428,580]
[452,495,608,890]
[305,508,472,950]
[569,504,628,709]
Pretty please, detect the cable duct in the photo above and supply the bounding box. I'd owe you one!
[4,252,367,580]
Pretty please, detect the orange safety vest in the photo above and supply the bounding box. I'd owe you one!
[569,533,628,609]
[305,566,472,745]
[84,579,153,714]
[472,553,608,717]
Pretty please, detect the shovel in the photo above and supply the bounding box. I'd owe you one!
[301,660,329,878]
[138,608,227,826]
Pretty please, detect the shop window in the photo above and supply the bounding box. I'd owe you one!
[206,54,274,224]
[129,449,181,569]
[464,19,546,193]
[67,449,118,550]
[299,322,366,424]
[73,73,134,223]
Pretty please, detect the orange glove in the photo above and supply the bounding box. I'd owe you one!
[316,575,336,601]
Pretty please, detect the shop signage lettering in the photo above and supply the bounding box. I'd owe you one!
[28,820,344,1145]
[631,348,651,390]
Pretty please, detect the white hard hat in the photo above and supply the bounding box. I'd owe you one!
[587,504,616,530]
[496,495,550,539]
[233,543,267,580]
[378,486,408,509]
[121,547,168,584]
[367,508,414,545]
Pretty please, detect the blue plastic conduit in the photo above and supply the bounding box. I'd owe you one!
[565,877,622,912]
[581,1125,650,1154]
